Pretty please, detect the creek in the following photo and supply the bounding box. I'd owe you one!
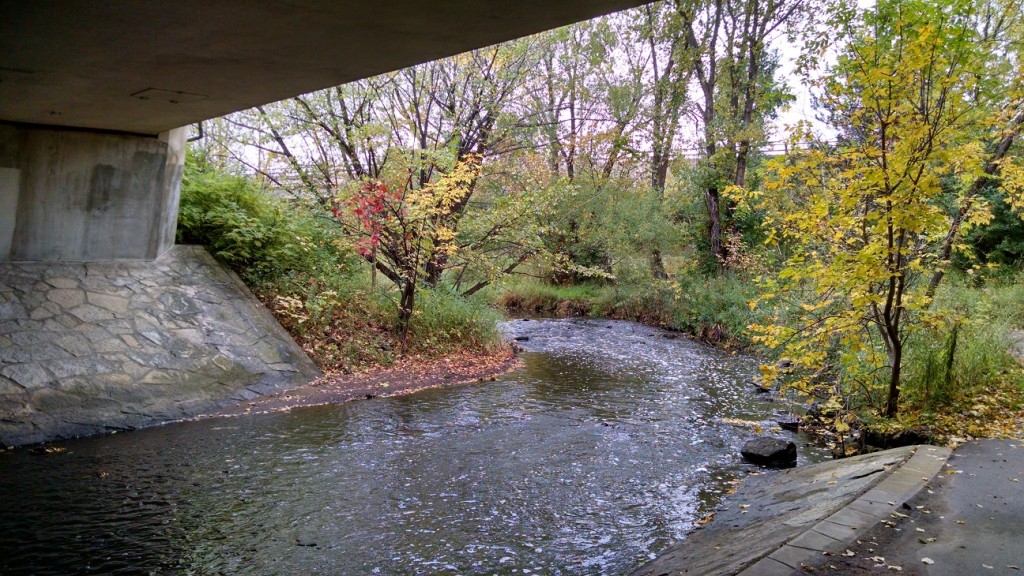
[0,319,827,575]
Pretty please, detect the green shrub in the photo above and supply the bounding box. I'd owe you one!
[407,286,504,354]
[966,189,1024,267]
[177,165,340,281]
[670,274,760,345]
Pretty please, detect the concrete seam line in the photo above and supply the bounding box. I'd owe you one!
[737,445,952,576]
[800,445,952,572]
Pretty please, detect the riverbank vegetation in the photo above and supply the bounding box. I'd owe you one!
[181,0,1024,448]
[178,153,505,373]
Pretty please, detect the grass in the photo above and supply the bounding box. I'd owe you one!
[886,274,1024,440]
[493,271,761,347]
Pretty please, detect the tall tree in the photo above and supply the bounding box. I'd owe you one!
[741,0,1024,418]
[218,41,545,299]
[677,0,807,268]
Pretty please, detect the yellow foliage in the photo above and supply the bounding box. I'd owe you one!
[742,0,1024,421]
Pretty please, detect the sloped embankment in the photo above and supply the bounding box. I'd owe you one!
[0,245,321,446]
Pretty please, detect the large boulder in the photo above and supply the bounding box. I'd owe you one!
[741,437,797,468]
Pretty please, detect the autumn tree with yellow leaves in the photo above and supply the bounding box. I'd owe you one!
[734,0,1024,418]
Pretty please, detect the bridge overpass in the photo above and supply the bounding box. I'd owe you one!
[0,0,646,262]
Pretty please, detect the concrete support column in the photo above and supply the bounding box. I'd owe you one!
[0,123,184,261]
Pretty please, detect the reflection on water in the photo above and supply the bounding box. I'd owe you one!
[0,319,826,575]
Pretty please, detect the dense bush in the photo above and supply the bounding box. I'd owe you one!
[177,163,339,282]
[966,190,1024,268]
[407,286,504,354]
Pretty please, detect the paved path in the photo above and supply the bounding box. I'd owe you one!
[801,439,1024,575]
[630,445,951,576]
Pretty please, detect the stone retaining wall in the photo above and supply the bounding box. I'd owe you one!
[0,245,321,446]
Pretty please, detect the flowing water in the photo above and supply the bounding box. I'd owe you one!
[0,319,827,575]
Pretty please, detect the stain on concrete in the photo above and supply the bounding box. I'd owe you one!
[0,245,321,446]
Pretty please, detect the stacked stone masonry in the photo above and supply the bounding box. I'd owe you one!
[0,245,321,446]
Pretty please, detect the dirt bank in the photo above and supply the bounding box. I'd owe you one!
[208,348,521,418]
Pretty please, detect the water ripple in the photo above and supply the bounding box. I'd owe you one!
[0,319,827,575]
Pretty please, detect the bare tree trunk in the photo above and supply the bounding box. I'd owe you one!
[705,187,726,265]
[398,279,416,348]
[650,249,669,279]
[884,339,903,418]
[424,253,445,287]
[370,245,377,290]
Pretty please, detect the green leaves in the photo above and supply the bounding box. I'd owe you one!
[177,158,339,280]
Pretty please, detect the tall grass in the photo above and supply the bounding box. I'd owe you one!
[899,274,1024,413]
[494,279,608,317]
[407,287,504,354]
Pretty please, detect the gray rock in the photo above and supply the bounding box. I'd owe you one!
[0,375,26,395]
[86,292,130,313]
[29,306,55,320]
[55,333,95,357]
[68,304,115,322]
[47,289,85,309]
[1,363,52,390]
[741,436,797,468]
[45,277,80,290]
[1,300,28,318]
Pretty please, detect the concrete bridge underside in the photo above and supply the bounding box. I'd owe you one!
[1,0,648,262]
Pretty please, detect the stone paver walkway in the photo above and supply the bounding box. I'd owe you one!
[630,445,951,576]
[0,246,320,446]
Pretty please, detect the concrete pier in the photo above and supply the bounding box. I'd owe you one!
[0,123,184,262]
